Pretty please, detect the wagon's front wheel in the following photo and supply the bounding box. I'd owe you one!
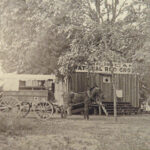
[34,102,54,119]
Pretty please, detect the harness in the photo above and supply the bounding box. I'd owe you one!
[86,89,94,104]
[87,90,91,98]
[87,87,102,103]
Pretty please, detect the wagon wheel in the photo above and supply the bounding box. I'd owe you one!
[0,96,20,117]
[34,101,54,119]
[19,102,31,118]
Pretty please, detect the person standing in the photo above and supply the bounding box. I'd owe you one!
[84,89,91,120]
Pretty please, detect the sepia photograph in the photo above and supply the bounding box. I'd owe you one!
[0,0,150,150]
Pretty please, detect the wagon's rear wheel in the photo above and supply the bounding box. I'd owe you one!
[34,102,54,119]
[0,96,20,117]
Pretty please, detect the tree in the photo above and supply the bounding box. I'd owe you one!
[132,0,150,97]
[0,0,68,74]
[57,0,148,121]
[58,0,145,75]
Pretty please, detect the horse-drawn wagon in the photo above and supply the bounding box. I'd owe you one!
[0,90,57,119]
[0,74,61,119]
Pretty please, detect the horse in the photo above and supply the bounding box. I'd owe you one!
[61,86,104,119]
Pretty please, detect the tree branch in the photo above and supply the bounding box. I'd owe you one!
[111,0,118,23]
[95,0,104,23]
[115,0,127,20]
[87,0,104,23]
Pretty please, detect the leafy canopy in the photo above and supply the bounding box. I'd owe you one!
[58,0,146,76]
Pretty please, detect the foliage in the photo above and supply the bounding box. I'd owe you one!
[131,0,150,95]
[0,0,68,74]
[58,0,145,76]
[0,0,149,93]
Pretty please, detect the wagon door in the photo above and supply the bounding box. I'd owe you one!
[97,74,113,102]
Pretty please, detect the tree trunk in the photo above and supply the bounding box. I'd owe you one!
[112,71,117,121]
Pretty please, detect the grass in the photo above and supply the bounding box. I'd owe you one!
[0,114,150,150]
[0,112,37,136]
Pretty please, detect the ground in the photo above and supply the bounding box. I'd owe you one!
[0,114,150,150]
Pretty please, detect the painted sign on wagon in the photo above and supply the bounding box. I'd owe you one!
[75,62,132,74]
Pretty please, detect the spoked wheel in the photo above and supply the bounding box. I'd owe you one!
[0,96,21,117]
[19,102,31,118]
[34,101,54,119]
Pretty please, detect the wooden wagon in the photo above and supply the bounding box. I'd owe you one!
[0,74,62,119]
[0,90,57,119]
[65,62,140,115]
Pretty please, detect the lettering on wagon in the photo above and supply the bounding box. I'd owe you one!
[75,62,132,74]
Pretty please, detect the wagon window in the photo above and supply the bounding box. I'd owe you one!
[19,80,46,90]
[19,80,26,87]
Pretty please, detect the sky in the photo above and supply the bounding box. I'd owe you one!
[89,0,132,21]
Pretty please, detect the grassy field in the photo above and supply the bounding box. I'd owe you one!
[0,113,150,150]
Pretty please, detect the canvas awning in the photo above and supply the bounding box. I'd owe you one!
[0,73,56,81]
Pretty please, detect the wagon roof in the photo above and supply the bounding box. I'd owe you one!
[0,73,56,80]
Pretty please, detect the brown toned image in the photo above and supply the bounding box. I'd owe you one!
[0,0,150,150]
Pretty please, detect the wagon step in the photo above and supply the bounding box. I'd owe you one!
[101,102,139,115]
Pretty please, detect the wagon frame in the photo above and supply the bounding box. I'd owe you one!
[0,90,60,119]
[0,74,61,119]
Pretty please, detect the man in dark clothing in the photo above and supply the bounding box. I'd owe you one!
[84,99,90,120]
[84,89,91,120]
